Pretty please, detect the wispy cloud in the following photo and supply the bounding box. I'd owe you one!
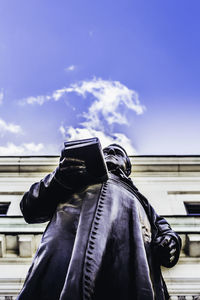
[0,90,3,105]
[0,142,44,155]
[59,78,144,153]
[20,78,145,154]
[67,78,145,128]
[59,125,136,154]
[0,118,22,136]
[89,30,94,37]
[21,78,145,122]
[52,88,68,101]
[19,95,51,106]
[65,65,76,72]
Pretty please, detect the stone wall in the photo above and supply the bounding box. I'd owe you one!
[0,156,199,298]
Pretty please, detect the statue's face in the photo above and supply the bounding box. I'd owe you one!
[103,145,128,174]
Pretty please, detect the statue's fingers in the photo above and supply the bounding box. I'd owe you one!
[161,244,176,262]
[60,157,85,166]
[60,165,87,174]
[160,236,171,247]
[60,158,86,168]
[167,239,176,250]
[170,248,176,256]
[67,157,85,164]
[162,250,175,265]
[170,255,175,263]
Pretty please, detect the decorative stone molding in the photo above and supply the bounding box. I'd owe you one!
[0,235,6,257]
[0,231,198,258]
[0,294,200,300]
[164,217,200,233]
[18,235,35,258]
[185,235,200,257]
[170,296,200,300]
[130,156,200,177]
[170,295,200,300]
[1,155,200,177]
[0,233,42,258]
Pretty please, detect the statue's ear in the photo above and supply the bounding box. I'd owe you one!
[126,157,132,176]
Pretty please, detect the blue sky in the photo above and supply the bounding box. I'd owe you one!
[0,0,200,155]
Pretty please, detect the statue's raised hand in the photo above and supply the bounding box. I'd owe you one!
[54,157,92,191]
[153,235,178,267]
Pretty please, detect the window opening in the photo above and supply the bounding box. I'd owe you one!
[0,202,10,215]
[184,202,200,215]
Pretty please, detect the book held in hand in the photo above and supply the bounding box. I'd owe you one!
[62,137,108,182]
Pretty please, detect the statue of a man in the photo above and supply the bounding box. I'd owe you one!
[17,143,181,300]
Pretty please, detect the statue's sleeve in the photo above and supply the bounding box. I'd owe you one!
[20,171,70,224]
[147,203,182,267]
[134,189,182,267]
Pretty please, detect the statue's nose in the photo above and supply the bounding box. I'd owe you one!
[107,148,115,155]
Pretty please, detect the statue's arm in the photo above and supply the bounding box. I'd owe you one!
[134,188,181,268]
[20,170,70,224]
[133,188,181,267]
[152,212,182,268]
[20,157,92,224]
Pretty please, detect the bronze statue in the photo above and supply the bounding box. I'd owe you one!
[17,142,181,300]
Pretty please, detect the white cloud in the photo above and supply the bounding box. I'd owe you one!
[57,78,144,154]
[59,125,66,137]
[20,78,145,123]
[19,95,51,106]
[0,118,22,136]
[65,65,75,72]
[0,142,44,155]
[0,90,4,105]
[52,88,68,101]
[20,78,145,154]
[60,126,136,155]
[64,78,145,128]
[19,88,68,105]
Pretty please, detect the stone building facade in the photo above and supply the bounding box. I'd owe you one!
[0,156,199,299]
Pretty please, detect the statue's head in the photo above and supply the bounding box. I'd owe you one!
[103,144,131,176]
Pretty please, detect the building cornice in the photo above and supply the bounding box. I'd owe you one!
[0,155,199,176]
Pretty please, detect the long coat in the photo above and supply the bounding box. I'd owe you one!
[17,171,181,300]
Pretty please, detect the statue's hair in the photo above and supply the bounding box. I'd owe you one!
[104,143,132,176]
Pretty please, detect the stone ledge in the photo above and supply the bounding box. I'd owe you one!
[0,216,199,234]
[0,156,200,176]
[0,232,197,258]
[0,217,46,233]
[163,216,200,233]
[0,234,42,258]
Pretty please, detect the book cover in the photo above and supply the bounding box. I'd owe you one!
[62,137,108,182]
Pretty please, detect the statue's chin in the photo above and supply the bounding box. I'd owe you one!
[106,161,117,172]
